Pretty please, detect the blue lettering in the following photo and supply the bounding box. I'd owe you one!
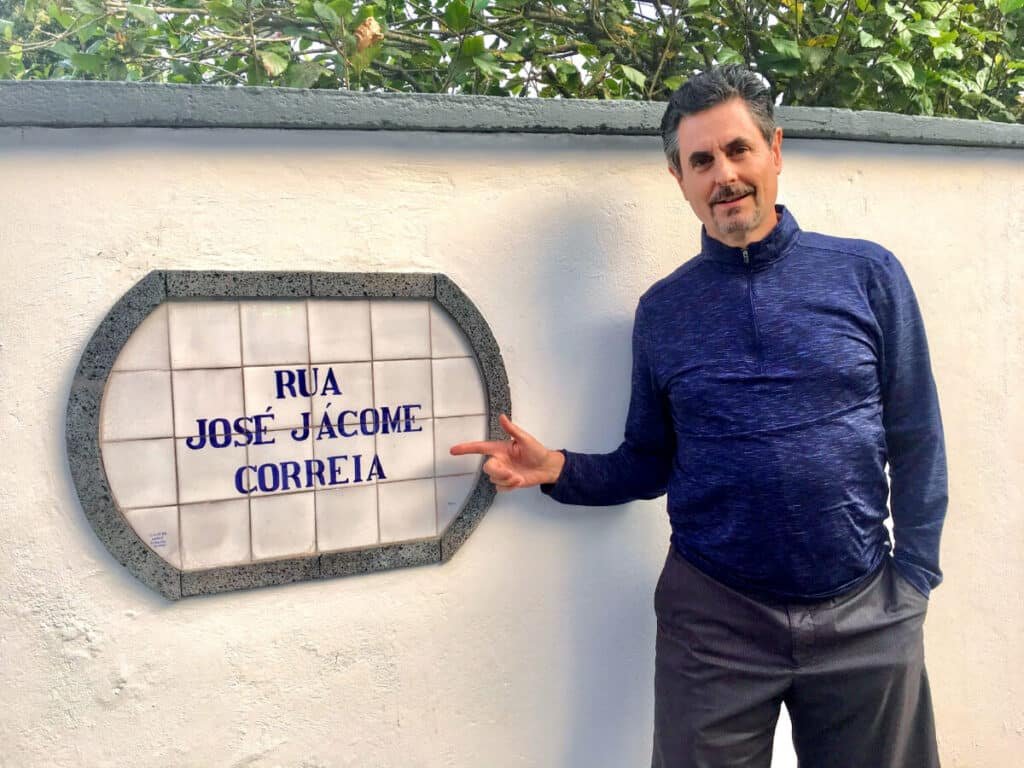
[328,454,349,486]
[366,454,386,481]
[402,404,423,433]
[274,369,297,399]
[359,408,379,435]
[234,465,255,494]
[257,463,280,492]
[291,410,311,441]
[186,419,208,449]
[208,418,232,448]
[306,458,326,488]
[281,461,301,491]
[320,366,342,396]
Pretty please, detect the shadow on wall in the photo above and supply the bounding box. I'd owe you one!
[521,197,663,767]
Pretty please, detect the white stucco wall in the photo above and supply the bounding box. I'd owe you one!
[1,125,1021,767]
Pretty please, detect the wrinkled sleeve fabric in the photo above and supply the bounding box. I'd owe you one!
[541,301,674,506]
[870,252,949,598]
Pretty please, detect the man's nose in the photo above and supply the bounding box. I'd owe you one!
[713,155,739,186]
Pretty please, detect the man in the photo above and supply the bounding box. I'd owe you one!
[451,65,948,767]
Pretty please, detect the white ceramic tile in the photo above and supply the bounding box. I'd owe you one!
[113,304,170,371]
[101,370,174,441]
[102,438,177,509]
[312,426,379,489]
[370,300,431,360]
[373,359,432,419]
[168,301,241,369]
[431,357,487,417]
[240,300,309,366]
[375,418,434,483]
[243,365,311,431]
[430,303,474,358]
[433,416,487,477]
[315,485,379,552]
[179,499,251,570]
[173,368,245,437]
[308,299,372,363]
[311,362,374,423]
[378,478,436,543]
[250,492,316,560]
[176,439,248,504]
[123,505,181,569]
[435,474,478,533]
[246,429,313,496]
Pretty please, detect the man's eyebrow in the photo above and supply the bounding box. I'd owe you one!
[686,138,753,166]
[725,137,752,151]
[687,150,713,166]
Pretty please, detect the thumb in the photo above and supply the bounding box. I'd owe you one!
[499,414,537,445]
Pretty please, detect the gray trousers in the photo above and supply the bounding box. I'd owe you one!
[651,547,939,768]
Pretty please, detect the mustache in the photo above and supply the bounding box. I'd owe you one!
[711,185,754,204]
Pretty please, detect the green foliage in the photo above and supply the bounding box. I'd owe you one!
[0,0,1021,121]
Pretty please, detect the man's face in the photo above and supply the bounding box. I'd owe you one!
[668,98,783,248]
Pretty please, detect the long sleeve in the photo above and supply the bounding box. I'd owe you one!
[870,252,949,598]
[541,301,674,506]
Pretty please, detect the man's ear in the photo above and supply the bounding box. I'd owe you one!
[771,127,783,174]
[667,164,688,199]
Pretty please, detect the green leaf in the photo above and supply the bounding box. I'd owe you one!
[883,57,916,86]
[0,56,9,77]
[619,64,646,88]
[998,0,1024,12]
[444,0,471,33]
[70,52,104,74]
[460,35,486,58]
[907,20,941,37]
[285,61,323,88]
[577,43,600,57]
[770,37,801,59]
[858,30,885,49]
[467,0,489,13]
[663,75,685,90]
[717,47,745,65]
[72,0,103,14]
[127,4,161,26]
[919,1,942,16]
[313,1,341,28]
[49,41,77,59]
[257,50,288,77]
[688,0,711,9]
[473,55,503,78]
[208,2,244,21]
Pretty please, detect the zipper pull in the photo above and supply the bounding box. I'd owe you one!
[742,248,749,265]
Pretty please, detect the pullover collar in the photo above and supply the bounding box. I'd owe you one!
[700,204,801,269]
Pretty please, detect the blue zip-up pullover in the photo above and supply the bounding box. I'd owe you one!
[543,205,948,602]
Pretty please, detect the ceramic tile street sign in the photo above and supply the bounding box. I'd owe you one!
[66,272,510,599]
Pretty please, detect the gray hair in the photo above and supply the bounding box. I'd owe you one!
[660,65,776,175]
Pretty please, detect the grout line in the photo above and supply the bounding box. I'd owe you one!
[165,303,184,571]
[368,298,380,546]
[304,297,318,555]
[235,300,253,564]
[427,300,438,536]
[100,413,488,446]
[125,355,474,375]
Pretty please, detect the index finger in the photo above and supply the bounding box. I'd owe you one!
[449,440,508,457]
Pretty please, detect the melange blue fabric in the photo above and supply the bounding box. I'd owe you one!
[542,204,948,602]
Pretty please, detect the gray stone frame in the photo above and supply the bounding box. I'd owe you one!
[2,81,1023,148]
[66,270,510,600]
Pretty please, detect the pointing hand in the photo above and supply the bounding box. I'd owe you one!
[449,414,565,492]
